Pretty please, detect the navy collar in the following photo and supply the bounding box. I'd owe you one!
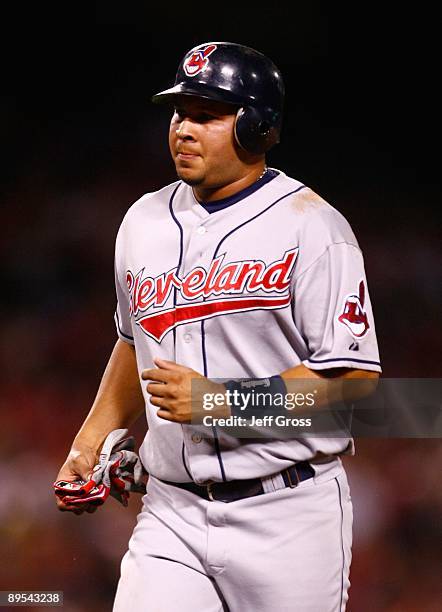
[197,169,279,214]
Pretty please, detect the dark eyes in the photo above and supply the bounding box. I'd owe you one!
[174,109,216,123]
[198,113,215,122]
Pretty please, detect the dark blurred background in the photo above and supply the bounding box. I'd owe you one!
[1,3,441,611]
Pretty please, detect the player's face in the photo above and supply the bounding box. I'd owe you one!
[169,96,249,191]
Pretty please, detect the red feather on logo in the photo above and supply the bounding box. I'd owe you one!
[184,44,217,76]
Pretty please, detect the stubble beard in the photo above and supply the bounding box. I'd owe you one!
[175,166,205,186]
[177,172,204,186]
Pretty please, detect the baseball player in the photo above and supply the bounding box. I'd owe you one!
[55,42,381,611]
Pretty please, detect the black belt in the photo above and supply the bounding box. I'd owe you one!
[160,461,315,503]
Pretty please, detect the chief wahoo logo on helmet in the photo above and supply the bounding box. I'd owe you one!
[183,44,217,76]
[338,280,370,338]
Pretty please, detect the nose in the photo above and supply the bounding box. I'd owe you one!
[176,118,194,140]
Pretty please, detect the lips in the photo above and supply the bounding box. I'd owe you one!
[176,151,200,164]
[177,150,199,158]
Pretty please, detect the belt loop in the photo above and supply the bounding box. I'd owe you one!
[207,483,215,501]
[285,466,300,488]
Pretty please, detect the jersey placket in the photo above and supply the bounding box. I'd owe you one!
[174,207,225,483]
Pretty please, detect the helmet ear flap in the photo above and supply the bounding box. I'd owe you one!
[234,106,282,155]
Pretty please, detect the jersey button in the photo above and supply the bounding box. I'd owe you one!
[196,226,207,235]
[184,333,192,343]
[191,433,202,444]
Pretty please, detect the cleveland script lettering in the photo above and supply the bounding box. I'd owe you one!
[127,249,298,342]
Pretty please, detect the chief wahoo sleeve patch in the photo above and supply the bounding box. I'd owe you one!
[338,279,370,338]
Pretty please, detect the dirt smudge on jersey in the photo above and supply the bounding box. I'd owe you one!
[291,188,328,213]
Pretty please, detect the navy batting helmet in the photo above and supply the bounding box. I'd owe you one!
[152,42,285,155]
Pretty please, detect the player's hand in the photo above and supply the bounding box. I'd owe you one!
[54,444,99,515]
[142,358,228,423]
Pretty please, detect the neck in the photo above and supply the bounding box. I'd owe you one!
[193,164,267,203]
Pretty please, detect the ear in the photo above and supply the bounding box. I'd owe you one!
[234,106,282,155]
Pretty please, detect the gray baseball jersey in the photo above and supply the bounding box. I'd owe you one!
[114,169,381,484]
